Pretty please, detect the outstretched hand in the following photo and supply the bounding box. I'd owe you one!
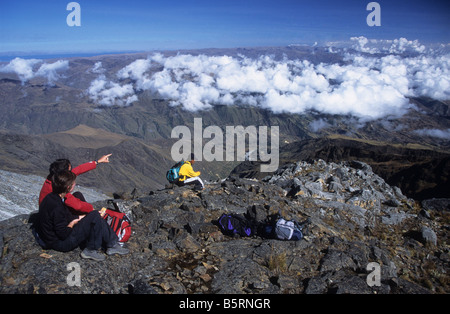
[98,154,112,163]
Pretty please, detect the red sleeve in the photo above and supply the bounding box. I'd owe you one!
[72,161,97,176]
[64,193,94,214]
[39,179,53,205]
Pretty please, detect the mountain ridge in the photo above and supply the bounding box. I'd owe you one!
[1,159,448,294]
[231,136,450,201]
[0,48,448,200]
[43,124,128,149]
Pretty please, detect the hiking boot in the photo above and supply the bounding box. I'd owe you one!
[81,248,106,261]
[106,243,130,256]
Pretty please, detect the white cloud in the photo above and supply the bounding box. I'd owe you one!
[309,118,331,132]
[87,75,137,107]
[117,58,152,90]
[406,55,450,100]
[0,57,68,84]
[35,60,69,84]
[0,58,42,83]
[85,37,449,118]
[388,38,426,54]
[413,128,450,140]
[91,61,104,74]
[350,36,427,55]
[350,36,379,54]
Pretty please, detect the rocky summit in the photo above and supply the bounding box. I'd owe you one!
[0,160,448,294]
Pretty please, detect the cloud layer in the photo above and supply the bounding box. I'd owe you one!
[87,39,449,121]
[350,36,426,54]
[1,37,447,122]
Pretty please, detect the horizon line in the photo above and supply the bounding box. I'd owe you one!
[1,38,449,62]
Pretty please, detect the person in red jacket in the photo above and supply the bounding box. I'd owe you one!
[39,154,111,214]
[36,169,128,261]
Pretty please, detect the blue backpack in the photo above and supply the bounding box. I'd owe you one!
[274,218,303,241]
[166,160,184,183]
[263,214,304,241]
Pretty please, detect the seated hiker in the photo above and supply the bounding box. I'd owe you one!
[35,170,128,261]
[39,154,112,214]
[178,154,204,191]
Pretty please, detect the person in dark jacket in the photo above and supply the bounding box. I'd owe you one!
[36,170,128,261]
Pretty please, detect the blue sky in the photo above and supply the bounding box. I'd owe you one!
[0,0,449,56]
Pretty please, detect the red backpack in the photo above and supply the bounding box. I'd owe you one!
[102,206,131,242]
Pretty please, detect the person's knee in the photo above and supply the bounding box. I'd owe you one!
[83,210,102,224]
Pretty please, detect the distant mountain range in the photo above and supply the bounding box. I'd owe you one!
[0,46,448,199]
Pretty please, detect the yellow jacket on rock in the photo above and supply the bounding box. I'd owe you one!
[178,161,204,190]
[179,161,201,182]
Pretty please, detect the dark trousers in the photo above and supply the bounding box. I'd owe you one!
[51,211,118,252]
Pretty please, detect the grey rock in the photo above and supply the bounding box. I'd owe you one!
[1,159,445,294]
[320,249,357,272]
[421,226,437,246]
[381,212,416,225]
[422,198,450,212]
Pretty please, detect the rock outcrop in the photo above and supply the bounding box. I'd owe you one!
[230,137,450,201]
[1,160,448,294]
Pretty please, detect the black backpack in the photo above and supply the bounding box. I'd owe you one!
[218,213,255,237]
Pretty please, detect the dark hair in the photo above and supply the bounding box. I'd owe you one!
[52,170,76,194]
[47,159,71,180]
